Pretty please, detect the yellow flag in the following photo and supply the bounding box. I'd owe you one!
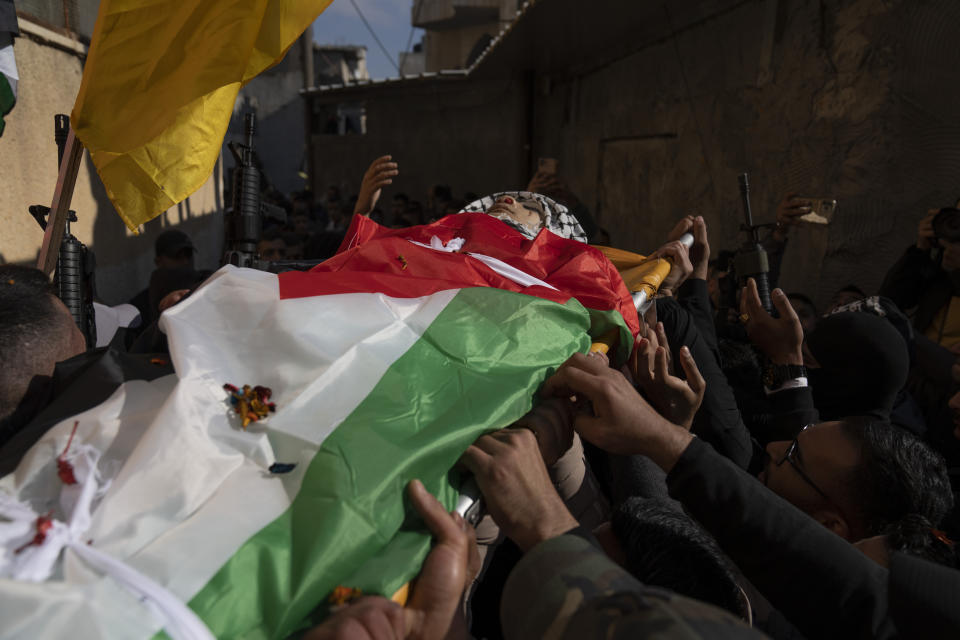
[72,0,332,231]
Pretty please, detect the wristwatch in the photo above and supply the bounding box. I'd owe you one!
[763,363,807,390]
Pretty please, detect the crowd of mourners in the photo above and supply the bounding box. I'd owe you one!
[1,152,960,640]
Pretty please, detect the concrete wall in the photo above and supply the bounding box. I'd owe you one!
[534,0,960,308]
[310,74,530,210]
[0,18,223,304]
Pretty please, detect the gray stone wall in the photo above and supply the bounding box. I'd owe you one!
[539,0,960,308]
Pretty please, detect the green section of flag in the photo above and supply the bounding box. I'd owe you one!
[183,287,630,639]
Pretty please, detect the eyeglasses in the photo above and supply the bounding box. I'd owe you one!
[775,424,834,502]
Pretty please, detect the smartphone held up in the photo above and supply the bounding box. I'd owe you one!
[796,197,838,225]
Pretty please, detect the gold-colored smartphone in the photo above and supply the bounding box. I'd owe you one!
[797,197,838,225]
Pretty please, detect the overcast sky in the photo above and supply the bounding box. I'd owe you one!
[313,0,423,80]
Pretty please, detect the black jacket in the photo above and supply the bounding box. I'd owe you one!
[668,438,960,639]
[667,437,894,639]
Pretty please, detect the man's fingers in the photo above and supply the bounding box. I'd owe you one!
[459,444,491,476]
[655,322,670,353]
[307,597,405,640]
[667,216,695,241]
[371,170,399,184]
[355,598,405,640]
[678,346,706,394]
[637,335,651,358]
[645,327,660,351]
[743,277,764,316]
[649,241,686,262]
[770,288,800,324]
[545,363,610,403]
[590,349,610,367]
[635,337,654,381]
[654,346,670,382]
[408,479,463,544]
[542,351,609,398]
[471,432,512,456]
[660,241,686,261]
[693,216,708,244]
[572,412,608,447]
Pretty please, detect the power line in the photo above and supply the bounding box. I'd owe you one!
[348,0,401,76]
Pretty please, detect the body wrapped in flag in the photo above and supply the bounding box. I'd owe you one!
[0,212,641,638]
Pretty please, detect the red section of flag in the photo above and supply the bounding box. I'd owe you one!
[278,213,640,338]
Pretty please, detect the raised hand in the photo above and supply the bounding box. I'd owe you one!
[647,239,693,294]
[636,326,706,430]
[773,194,812,241]
[690,216,710,280]
[355,155,399,217]
[917,209,938,251]
[542,352,694,472]
[739,278,803,365]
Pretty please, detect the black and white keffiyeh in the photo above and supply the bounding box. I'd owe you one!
[461,191,588,243]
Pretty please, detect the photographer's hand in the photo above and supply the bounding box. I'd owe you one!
[773,194,812,242]
[917,209,938,251]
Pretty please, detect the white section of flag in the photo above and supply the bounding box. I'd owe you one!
[0,266,457,639]
[0,40,17,97]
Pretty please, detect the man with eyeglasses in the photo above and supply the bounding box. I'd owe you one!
[544,347,957,639]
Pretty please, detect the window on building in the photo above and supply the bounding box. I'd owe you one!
[312,101,367,136]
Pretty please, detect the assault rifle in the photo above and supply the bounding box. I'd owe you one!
[29,114,97,349]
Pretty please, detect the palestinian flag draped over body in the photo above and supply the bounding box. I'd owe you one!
[71,0,332,230]
[0,213,638,639]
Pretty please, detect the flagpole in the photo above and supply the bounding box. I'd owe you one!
[37,126,84,275]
